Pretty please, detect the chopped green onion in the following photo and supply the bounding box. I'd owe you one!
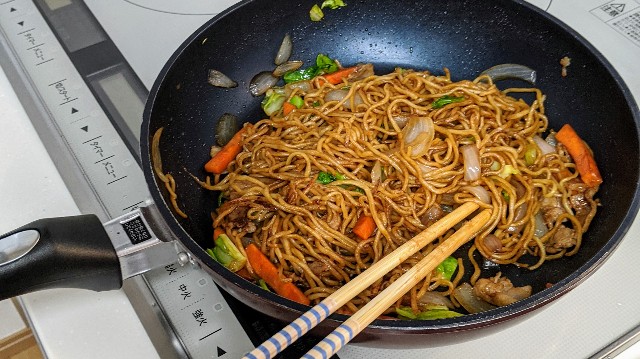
[206,234,247,272]
[524,144,538,166]
[432,95,465,109]
[312,101,321,107]
[321,0,346,9]
[289,95,304,109]
[435,256,458,281]
[216,192,226,207]
[310,4,324,21]
[501,190,510,202]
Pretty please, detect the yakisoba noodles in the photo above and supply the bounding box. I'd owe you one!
[194,65,601,317]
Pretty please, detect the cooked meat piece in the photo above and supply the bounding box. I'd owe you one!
[308,260,332,276]
[473,273,532,307]
[567,181,598,228]
[217,198,273,233]
[421,205,445,227]
[540,196,564,228]
[548,225,576,250]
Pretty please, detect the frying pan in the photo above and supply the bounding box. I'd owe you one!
[1,0,639,350]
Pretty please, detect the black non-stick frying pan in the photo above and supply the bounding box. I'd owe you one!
[1,0,639,349]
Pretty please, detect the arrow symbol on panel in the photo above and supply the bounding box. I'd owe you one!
[81,126,88,132]
[10,7,16,12]
[17,21,24,26]
[71,107,78,114]
[216,346,226,357]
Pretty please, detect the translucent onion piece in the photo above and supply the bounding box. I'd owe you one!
[250,71,279,96]
[273,61,303,77]
[480,63,537,84]
[324,89,363,110]
[215,113,239,147]
[483,234,502,253]
[534,211,549,238]
[533,135,556,155]
[452,283,496,314]
[371,160,383,184]
[464,185,492,204]
[284,80,312,96]
[461,144,481,181]
[391,114,410,129]
[401,116,435,158]
[418,291,455,309]
[417,163,437,175]
[207,69,238,88]
[506,203,528,233]
[274,33,292,65]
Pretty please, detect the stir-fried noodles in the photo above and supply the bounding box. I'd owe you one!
[196,66,600,316]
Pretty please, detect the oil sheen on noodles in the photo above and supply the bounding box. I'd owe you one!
[200,67,599,315]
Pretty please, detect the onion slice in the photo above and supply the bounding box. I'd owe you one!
[324,89,363,110]
[273,61,303,77]
[401,116,435,158]
[461,144,481,181]
[452,283,496,314]
[274,33,293,65]
[480,63,537,84]
[207,69,237,88]
[533,135,556,155]
[250,71,279,96]
[464,185,492,204]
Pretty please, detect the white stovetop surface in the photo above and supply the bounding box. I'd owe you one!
[1,0,640,358]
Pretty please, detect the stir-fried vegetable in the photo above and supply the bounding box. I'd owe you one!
[282,102,296,116]
[206,233,247,272]
[205,126,249,174]
[432,95,465,109]
[435,256,458,280]
[322,66,357,85]
[524,143,538,166]
[555,124,603,187]
[316,171,346,184]
[283,54,339,83]
[322,0,346,9]
[261,89,287,116]
[289,95,304,108]
[498,164,521,179]
[245,244,310,305]
[461,144,481,181]
[309,4,324,21]
[352,214,376,240]
[396,305,463,320]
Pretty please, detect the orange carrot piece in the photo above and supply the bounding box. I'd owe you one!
[555,124,603,187]
[213,227,224,241]
[283,101,296,116]
[204,126,248,174]
[352,214,377,240]
[322,66,358,85]
[245,244,310,305]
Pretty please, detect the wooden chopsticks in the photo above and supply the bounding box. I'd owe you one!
[242,202,487,359]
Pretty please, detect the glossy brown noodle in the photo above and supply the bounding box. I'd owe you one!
[202,68,599,313]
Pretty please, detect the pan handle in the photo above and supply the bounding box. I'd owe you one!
[0,215,122,301]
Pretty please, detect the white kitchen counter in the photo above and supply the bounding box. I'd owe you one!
[0,64,159,359]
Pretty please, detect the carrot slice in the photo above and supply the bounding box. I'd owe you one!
[322,66,358,85]
[204,126,248,174]
[245,244,310,305]
[213,227,224,241]
[352,214,377,240]
[282,101,296,116]
[555,124,603,187]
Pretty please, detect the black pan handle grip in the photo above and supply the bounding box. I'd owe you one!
[0,215,121,301]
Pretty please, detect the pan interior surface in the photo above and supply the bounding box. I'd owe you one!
[140,0,640,342]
